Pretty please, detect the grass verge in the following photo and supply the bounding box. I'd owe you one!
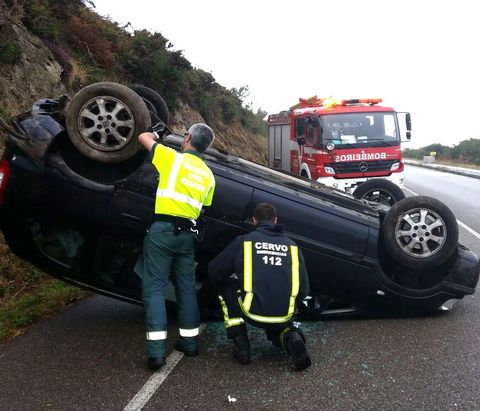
[405,157,480,170]
[0,234,88,344]
[431,159,480,170]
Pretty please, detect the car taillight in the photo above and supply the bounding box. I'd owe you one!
[0,158,11,204]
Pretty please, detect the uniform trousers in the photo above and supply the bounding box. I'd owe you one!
[218,279,297,350]
[142,221,199,357]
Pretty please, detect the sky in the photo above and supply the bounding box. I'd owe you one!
[93,0,480,149]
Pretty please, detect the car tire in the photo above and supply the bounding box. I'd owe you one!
[353,179,405,207]
[128,84,170,125]
[65,82,151,163]
[382,196,458,269]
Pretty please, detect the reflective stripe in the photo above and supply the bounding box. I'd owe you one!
[219,295,245,328]
[226,318,245,327]
[179,328,199,337]
[167,153,184,191]
[279,327,290,351]
[155,152,207,213]
[242,241,253,311]
[146,331,167,340]
[238,244,301,324]
[238,297,292,323]
[156,189,203,211]
[288,245,300,317]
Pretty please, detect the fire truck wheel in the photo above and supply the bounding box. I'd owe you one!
[382,196,458,270]
[65,82,151,163]
[353,179,405,207]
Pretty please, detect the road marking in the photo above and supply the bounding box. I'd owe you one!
[124,324,206,411]
[403,187,419,196]
[457,220,480,240]
[404,187,480,240]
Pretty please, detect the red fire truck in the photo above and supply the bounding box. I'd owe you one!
[267,96,411,197]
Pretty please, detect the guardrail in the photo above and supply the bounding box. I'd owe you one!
[404,159,480,180]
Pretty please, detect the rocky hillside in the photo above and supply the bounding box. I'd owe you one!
[0,0,268,163]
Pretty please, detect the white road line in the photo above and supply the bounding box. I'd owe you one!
[403,187,418,196]
[457,220,480,240]
[404,187,480,240]
[124,324,206,411]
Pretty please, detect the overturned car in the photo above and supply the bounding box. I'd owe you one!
[0,82,478,319]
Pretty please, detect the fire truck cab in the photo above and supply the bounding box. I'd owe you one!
[268,97,411,194]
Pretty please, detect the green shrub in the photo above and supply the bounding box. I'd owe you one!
[220,94,241,122]
[0,40,21,64]
[23,0,61,40]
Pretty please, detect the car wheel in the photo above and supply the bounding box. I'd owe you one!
[382,196,458,269]
[128,84,169,125]
[353,179,405,207]
[65,82,151,163]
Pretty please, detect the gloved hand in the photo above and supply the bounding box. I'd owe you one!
[147,121,166,141]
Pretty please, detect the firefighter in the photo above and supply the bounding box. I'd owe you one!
[137,123,216,371]
[207,203,312,371]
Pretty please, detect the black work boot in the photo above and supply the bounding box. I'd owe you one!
[233,335,251,365]
[147,356,166,371]
[285,330,311,371]
[174,337,199,357]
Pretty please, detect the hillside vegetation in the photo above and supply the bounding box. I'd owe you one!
[0,0,268,161]
[403,138,480,166]
[0,0,268,343]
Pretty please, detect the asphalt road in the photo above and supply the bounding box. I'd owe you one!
[404,165,480,251]
[1,166,480,411]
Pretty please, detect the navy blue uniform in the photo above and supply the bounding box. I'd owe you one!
[208,222,309,346]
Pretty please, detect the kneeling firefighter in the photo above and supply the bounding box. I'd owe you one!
[207,203,311,370]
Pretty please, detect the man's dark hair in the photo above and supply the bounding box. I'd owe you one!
[188,123,215,153]
[253,203,277,222]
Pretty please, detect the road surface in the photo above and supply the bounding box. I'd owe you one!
[1,165,479,410]
[404,165,480,252]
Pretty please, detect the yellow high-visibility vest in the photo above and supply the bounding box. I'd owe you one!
[151,144,215,219]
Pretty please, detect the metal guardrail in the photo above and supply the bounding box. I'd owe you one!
[404,159,480,180]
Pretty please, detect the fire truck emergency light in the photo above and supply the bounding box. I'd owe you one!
[291,96,383,110]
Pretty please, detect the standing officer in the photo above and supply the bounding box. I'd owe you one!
[208,203,311,371]
[138,123,215,371]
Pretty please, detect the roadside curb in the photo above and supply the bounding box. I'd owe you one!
[404,159,480,180]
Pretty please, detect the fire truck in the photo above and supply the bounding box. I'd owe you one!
[267,96,411,195]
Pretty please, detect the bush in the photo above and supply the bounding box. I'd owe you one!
[42,40,73,81]
[452,138,480,165]
[23,0,61,40]
[65,15,115,68]
[404,139,480,165]
[219,94,241,122]
[3,0,25,23]
[0,40,21,64]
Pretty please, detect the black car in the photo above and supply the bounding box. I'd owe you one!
[0,82,478,319]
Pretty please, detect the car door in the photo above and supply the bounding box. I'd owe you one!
[93,160,157,300]
[194,161,255,280]
[250,184,371,299]
[93,156,257,300]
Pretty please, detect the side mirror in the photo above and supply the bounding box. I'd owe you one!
[397,112,412,142]
[297,136,306,146]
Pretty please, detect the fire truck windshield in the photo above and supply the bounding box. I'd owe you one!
[320,112,399,148]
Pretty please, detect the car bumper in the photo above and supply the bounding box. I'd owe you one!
[316,172,405,194]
